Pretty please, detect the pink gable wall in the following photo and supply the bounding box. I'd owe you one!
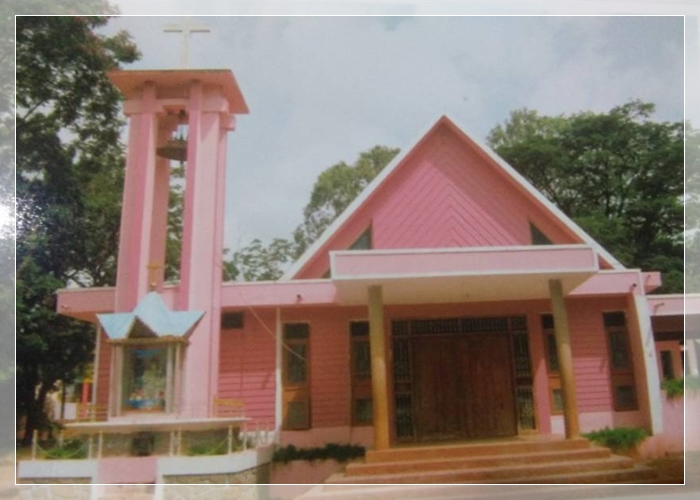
[296,120,581,279]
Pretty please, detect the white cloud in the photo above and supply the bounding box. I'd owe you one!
[103,15,686,250]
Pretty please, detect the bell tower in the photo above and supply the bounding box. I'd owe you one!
[108,70,248,416]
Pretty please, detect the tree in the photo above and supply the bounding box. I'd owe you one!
[488,101,683,293]
[686,125,700,293]
[224,146,399,282]
[292,145,400,257]
[16,15,138,445]
[227,238,296,281]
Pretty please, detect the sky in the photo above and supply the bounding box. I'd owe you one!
[101,15,687,253]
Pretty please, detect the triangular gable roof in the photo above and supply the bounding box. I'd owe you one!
[283,115,623,280]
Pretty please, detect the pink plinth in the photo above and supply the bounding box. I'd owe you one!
[97,456,157,484]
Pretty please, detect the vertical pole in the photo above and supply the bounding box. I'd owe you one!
[32,430,38,460]
[627,292,663,434]
[108,344,116,417]
[243,422,248,451]
[549,279,580,439]
[92,327,102,406]
[175,343,182,414]
[274,307,283,443]
[88,435,94,459]
[98,432,104,459]
[169,431,174,457]
[687,339,699,377]
[368,285,391,450]
[166,344,173,413]
[115,345,124,417]
[227,425,233,454]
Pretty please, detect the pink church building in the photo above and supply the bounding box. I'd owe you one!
[49,67,696,484]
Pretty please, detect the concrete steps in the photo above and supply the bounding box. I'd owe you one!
[315,438,657,490]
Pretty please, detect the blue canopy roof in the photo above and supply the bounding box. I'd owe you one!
[97,292,204,341]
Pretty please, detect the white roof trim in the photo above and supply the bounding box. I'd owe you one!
[282,114,623,280]
[450,115,623,270]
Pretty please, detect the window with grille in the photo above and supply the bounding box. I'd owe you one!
[541,314,563,415]
[283,323,310,429]
[350,321,373,425]
[604,312,638,412]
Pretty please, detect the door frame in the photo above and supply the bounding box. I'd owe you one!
[390,315,532,443]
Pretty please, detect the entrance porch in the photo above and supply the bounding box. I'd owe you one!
[331,245,599,449]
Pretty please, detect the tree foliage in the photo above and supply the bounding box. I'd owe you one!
[686,125,700,293]
[16,15,138,444]
[488,101,683,293]
[226,145,399,281]
[226,239,296,281]
[223,146,399,281]
[292,145,399,257]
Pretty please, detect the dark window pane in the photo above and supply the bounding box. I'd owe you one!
[552,388,564,413]
[349,228,372,250]
[513,333,532,377]
[530,223,553,245]
[354,398,373,424]
[221,311,244,329]
[287,344,307,384]
[353,341,371,380]
[350,321,370,337]
[287,400,309,429]
[284,323,309,340]
[541,314,554,330]
[603,312,626,327]
[461,317,508,333]
[413,318,460,335]
[609,331,630,369]
[660,350,675,380]
[392,321,409,336]
[511,316,527,331]
[615,385,637,411]
[546,334,560,372]
[394,393,413,438]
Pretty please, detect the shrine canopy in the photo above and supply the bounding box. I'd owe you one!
[97,292,204,342]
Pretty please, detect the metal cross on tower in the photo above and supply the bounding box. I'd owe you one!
[163,23,211,68]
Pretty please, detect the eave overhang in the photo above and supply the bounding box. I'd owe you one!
[330,245,599,306]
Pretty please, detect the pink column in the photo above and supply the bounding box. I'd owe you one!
[528,310,552,434]
[115,83,164,312]
[148,125,175,290]
[178,81,233,417]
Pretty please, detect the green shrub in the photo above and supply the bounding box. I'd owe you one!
[186,441,228,456]
[662,378,684,398]
[272,443,366,464]
[582,427,648,452]
[43,439,87,460]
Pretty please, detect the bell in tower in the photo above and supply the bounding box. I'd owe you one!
[104,69,248,418]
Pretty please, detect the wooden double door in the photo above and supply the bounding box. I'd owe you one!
[411,333,517,441]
